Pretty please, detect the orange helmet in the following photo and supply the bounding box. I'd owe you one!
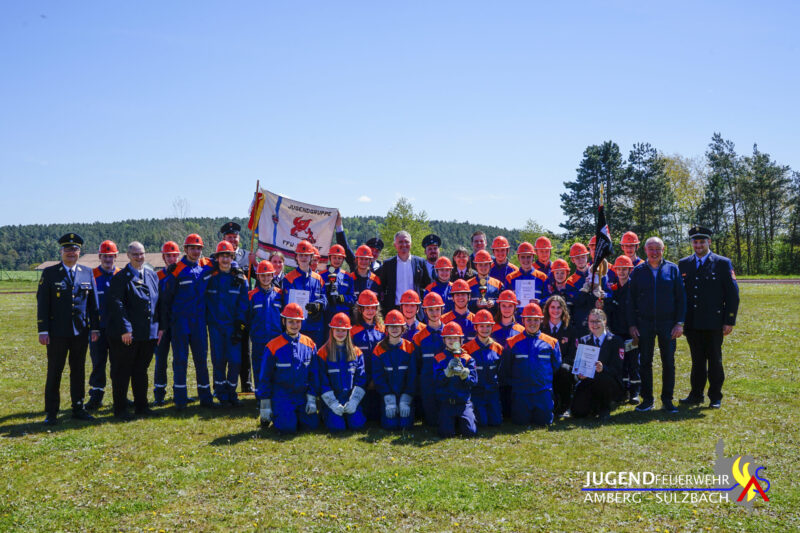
[491,236,510,250]
[329,312,352,330]
[442,322,464,337]
[384,309,406,326]
[184,234,204,247]
[472,309,495,325]
[569,243,590,258]
[614,256,634,269]
[451,279,471,293]
[98,240,118,255]
[473,250,493,264]
[357,290,379,307]
[422,292,445,309]
[517,242,535,255]
[328,244,346,257]
[295,240,315,255]
[161,241,180,254]
[400,290,421,305]
[281,303,304,320]
[521,302,544,318]
[551,259,570,272]
[312,247,320,259]
[588,236,597,247]
[434,257,453,270]
[497,290,519,305]
[215,241,235,255]
[355,245,373,259]
[256,260,275,275]
[620,231,640,246]
[534,236,552,250]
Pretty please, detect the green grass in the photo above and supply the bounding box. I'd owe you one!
[1,285,798,531]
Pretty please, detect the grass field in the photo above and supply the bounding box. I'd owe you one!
[1,283,798,532]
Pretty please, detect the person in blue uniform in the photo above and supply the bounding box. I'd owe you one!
[489,236,519,283]
[421,233,442,281]
[316,313,367,432]
[505,242,549,313]
[37,233,100,425]
[467,250,504,313]
[412,291,446,426]
[533,236,553,276]
[247,260,283,396]
[399,290,425,341]
[282,240,327,347]
[372,310,417,430]
[491,290,524,417]
[107,242,160,419]
[603,255,640,404]
[365,237,384,272]
[153,241,181,406]
[434,322,478,437]
[349,244,383,303]
[350,290,385,421]
[541,295,578,418]
[85,240,121,410]
[322,244,356,333]
[678,226,739,409]
[441,279,476,341]
[423,256,454,312]
[463,310,503,427]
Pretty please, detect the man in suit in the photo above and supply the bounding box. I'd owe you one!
[37,233,100,425]
[678,226,739,409]
[377,230,431,314]
[107,242,161,420]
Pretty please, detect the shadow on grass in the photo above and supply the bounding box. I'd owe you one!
[548,404,707,431]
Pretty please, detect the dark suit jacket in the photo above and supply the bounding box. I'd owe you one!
[37,262,100,337]
[678,252,739,330]
[377,255,431,312]
[578,332,624,387]
[107,264,160,341]
[450,268,477,282]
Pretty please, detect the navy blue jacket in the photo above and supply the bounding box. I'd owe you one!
[107,264,160,341]
[626,260,686,326]
[37,262,100,336]
[678,252,739,329]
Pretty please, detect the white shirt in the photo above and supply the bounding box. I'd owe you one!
[395,256,414,305]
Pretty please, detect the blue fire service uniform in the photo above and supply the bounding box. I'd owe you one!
[505,268,549,315]
[433,348,478,437]
[372,339,417,430]
[423,279,453,312]
[257,333,320,433]
[606,256,644,284]
[349,271,383,303]
[87,266,121,406]
[533,259,552,277]
[492,321,524,417]
[351,321,385,421]
[502,330,561,426]
[441,310,476,342]
[467,276,504,313]
[565,269,611,335]
[322,268,356,333]
[490,261,518,286]
[153,269,172,404]
[463,338,503,426]
[403,319,425,343]
[247,285,283,395]
[412,324,444,426]
[604,280,639,401]
[158,257,214,407]
[206,267,249,403]
[282,268,327,347]
[316,345,367,431]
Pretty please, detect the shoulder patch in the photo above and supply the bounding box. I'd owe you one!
[373,343,386,357]
[400,339,415,354]
[93,267,102,278]
[172,262,187,278]
[441,311,455,323]
[538,332,557,348]
[317,345,330,361]
[434,352,447,363]
[299,334,317,350]
[462,339,479,353]
[248,288,259,300]
[266,335,289,353]
[285,270,301,284]
[506,331,525,349]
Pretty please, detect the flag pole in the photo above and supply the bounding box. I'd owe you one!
[248,179,260,281]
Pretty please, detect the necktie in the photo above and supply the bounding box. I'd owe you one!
[594,337,600,347]
[68,269,75,285]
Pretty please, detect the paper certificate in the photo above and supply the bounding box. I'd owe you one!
[288,289,311,319]
[572,344,601,379]
[515,280,538,307]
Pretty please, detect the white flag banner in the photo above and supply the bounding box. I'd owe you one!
[254,189,339,268]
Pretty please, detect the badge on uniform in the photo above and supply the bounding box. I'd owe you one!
[560,337,568,345]
[619,348,625,360]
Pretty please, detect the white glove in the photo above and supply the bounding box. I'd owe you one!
[384,394,397,419]
[399,394,412,418]
[321,391,338,410]
[444,366,455,378]
[343,386,365,414]
[305,394,317,415]
[259,399,272,423]
[457,366,471,380]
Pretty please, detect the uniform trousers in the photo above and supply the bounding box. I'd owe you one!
[684,328,725,402]
[45,334,89,415]
[571,373,622,418]
[109,338,156,414]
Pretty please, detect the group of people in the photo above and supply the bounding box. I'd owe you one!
[36,219,739,438]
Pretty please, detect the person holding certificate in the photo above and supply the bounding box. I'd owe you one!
[282,240,327,347]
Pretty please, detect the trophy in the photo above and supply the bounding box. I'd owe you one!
[326,266,339,298]
[477,278,489,308]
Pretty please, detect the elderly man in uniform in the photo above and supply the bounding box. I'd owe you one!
[422,233,441,280]
[678,226,739,409]
[377,231,431,314]
[37,233,100,425]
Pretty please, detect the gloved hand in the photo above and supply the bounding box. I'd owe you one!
[306,302,323,317]
[384,394,397,419]
[321,390,345,416]
[343,386,365,414]
[231,320,246,344]
[259,399,272,423]
[331,403,345,416]
[445,357,459,378]
[305,394,317,415]
[457,365,471,380]
[399,394,413,418]
[335,294,346,304]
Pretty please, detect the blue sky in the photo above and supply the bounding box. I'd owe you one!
[1,1,797,231]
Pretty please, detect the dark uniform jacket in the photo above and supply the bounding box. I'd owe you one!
[578,332,624,388]
[678,252,739,330]
[626,260,686,326]
[377,255,431,312]
[541,321,578,367]
[37,263,100,336]
[107,264,160,341]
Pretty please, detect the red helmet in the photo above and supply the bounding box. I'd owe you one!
[384,309,406,326]
[534,236,552,250]
[98,240,118,255]
[256,260,275,274]
[473,250,493,264]
[521,302,544,318]
[184,234,204,247]
[569,243,590,258]
[491,236,510,250]
[517,242,535,255]
[497,290,518,305]
[613,255,634,269]
[442,322,464,337]
[551,259,570,272]
[588,236,597,247]
[355,245,373,259]
[329,312,352,330]
[357,290,379,307]
[620,231,640,246]
[434,257,453,270]
[422,292,445,309]
[161,241,180,254]
[328,244,346,257]
[400,290,421,305]
[281,302,304,320]
[312,247,320,259]
[215,241,235,255]
[472,309,495,325]
[295,240,315,255]
[451,279,471,293]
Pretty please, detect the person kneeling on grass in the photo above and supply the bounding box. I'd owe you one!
[258,303,319,433]
[372,310,417,430]
[317,313,367,432]
[434,322,478,438]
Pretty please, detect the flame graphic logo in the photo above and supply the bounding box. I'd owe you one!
[732,456,757,502]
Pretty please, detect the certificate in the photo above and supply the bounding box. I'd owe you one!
[572,344,600,379]
[515,280,538,307]
[288,289,311,319]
